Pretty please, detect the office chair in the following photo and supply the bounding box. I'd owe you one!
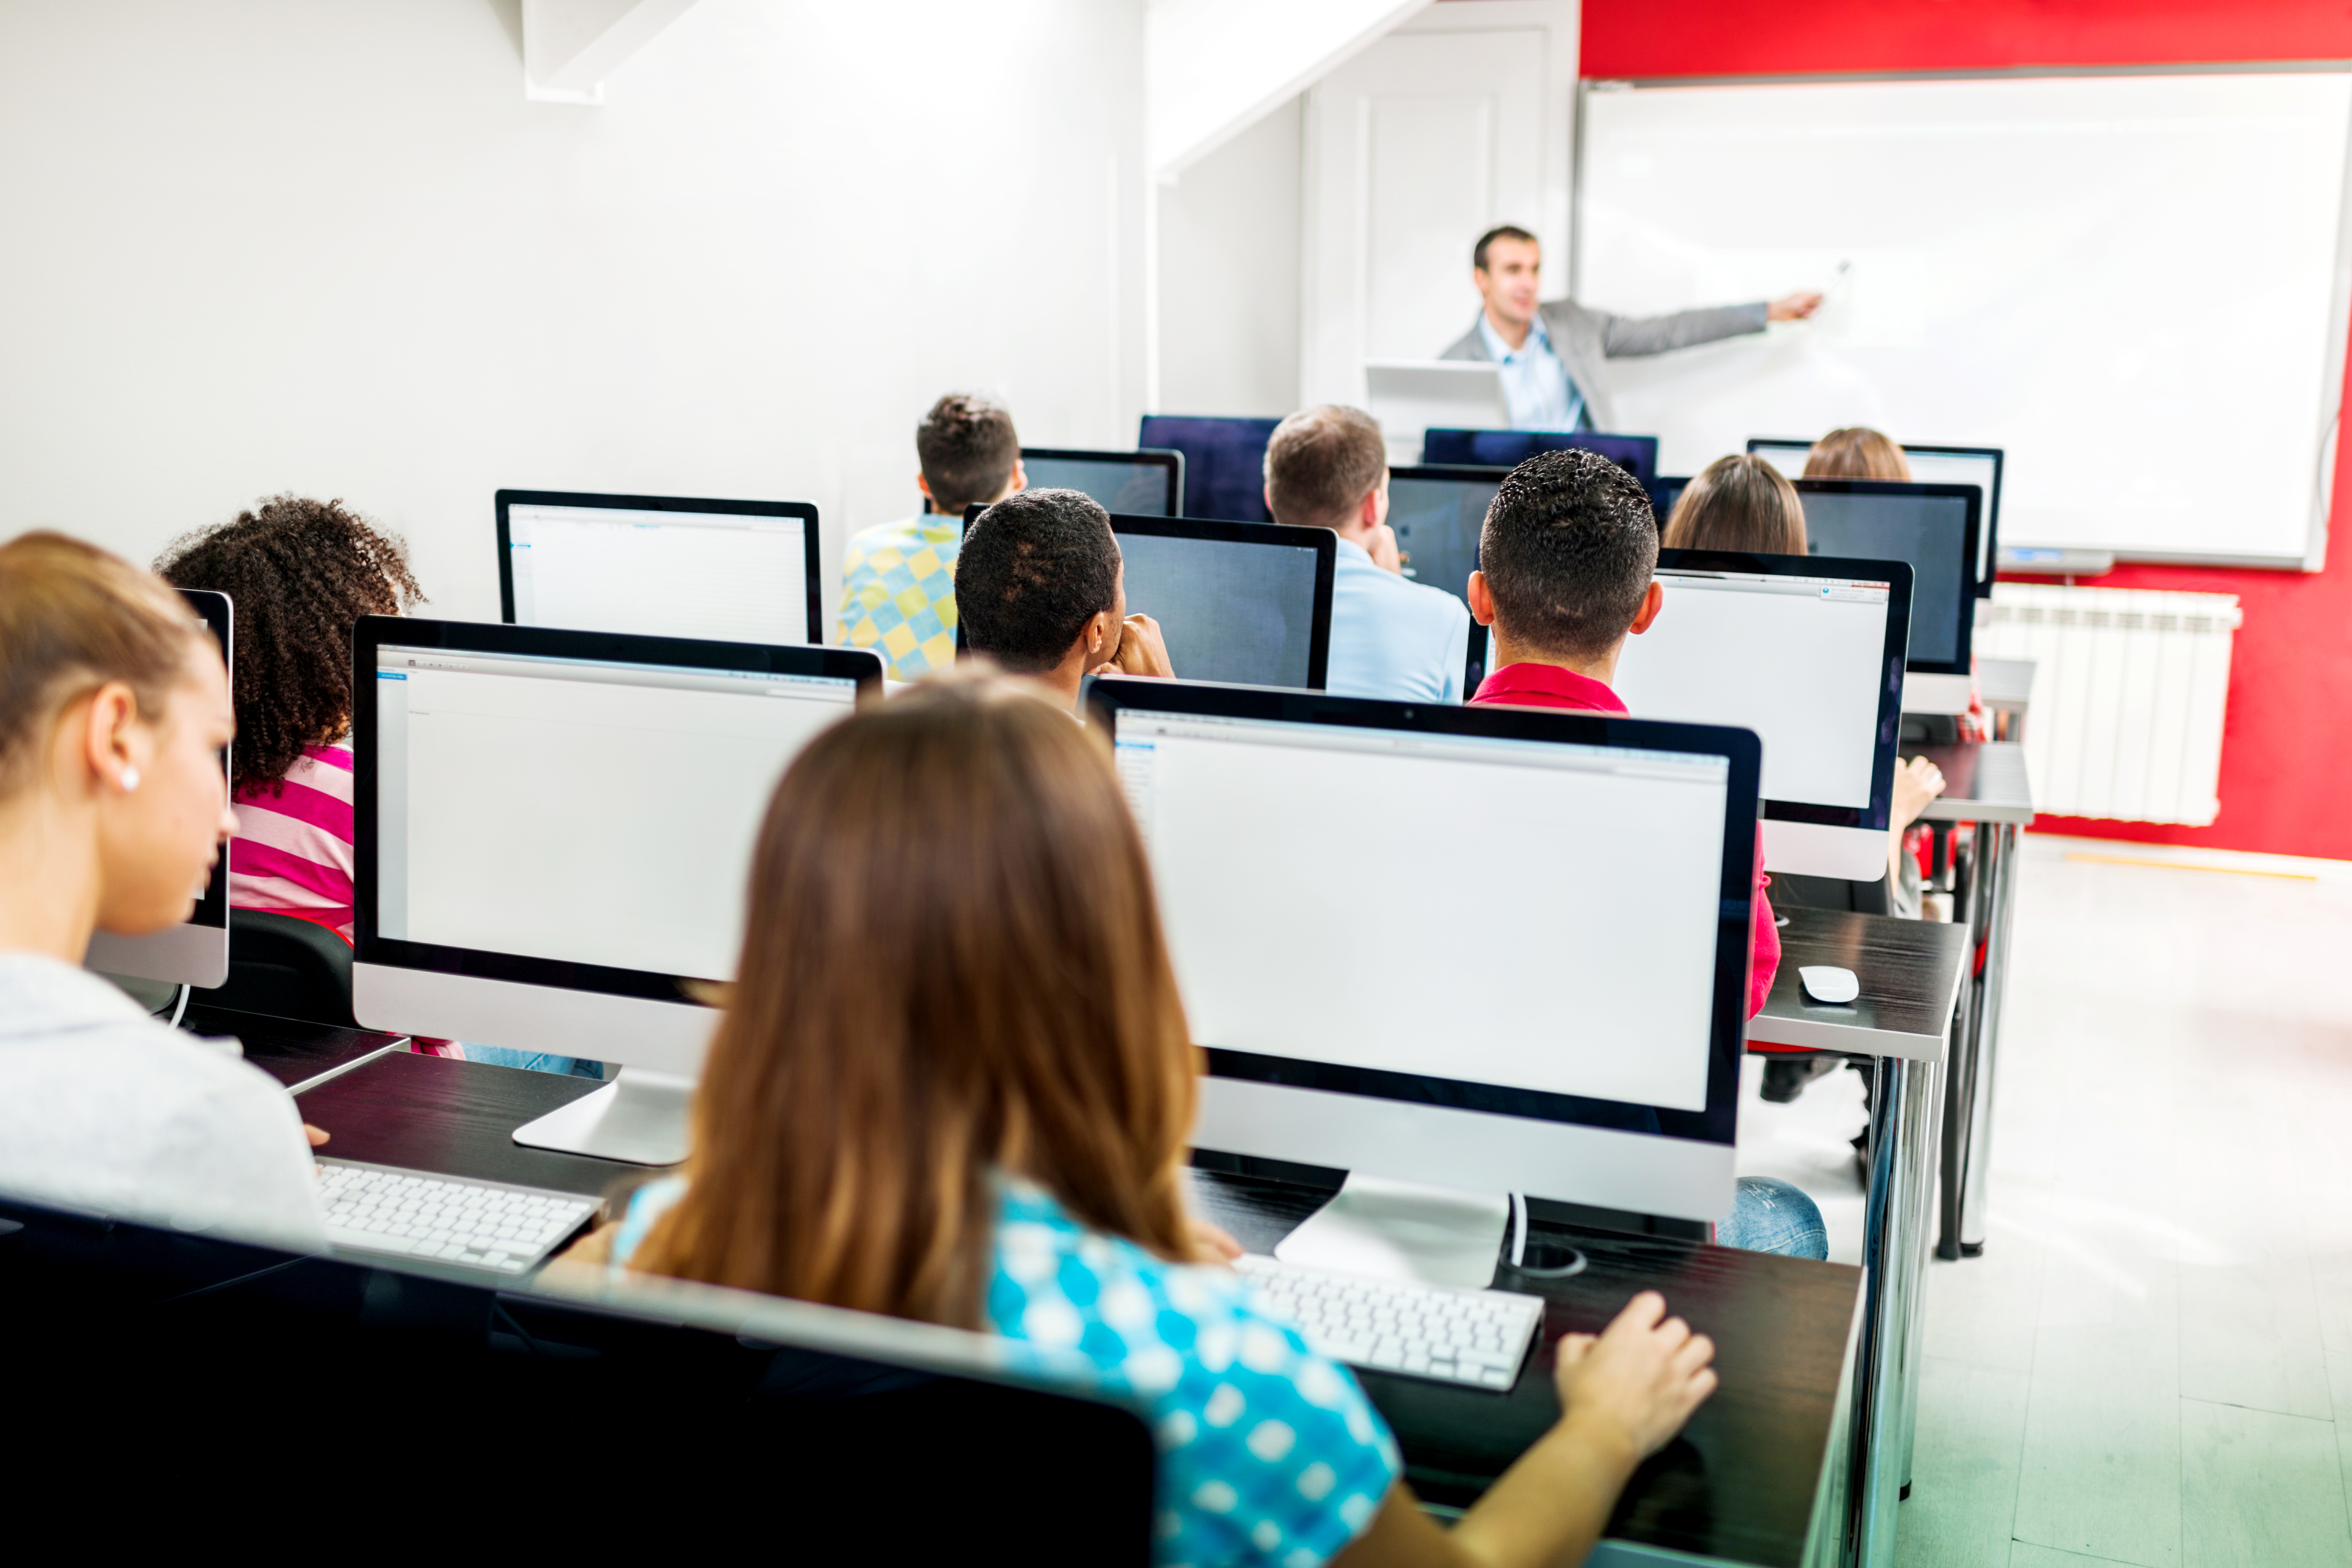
[191,909,355,1027]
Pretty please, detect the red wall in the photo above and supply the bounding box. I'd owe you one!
[1581,0,2352,860]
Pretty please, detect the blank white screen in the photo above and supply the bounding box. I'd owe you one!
[380,653,852,979]
[1118,714,1728,1111]
[1613,572,1888,811]
[508,504,810,644]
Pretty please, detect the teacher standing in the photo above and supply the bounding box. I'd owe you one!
[1440,225,1823,432]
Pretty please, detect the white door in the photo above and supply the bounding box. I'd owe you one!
[1299,2,1578,408]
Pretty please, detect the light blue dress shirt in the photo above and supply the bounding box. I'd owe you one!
[1478,312,1584,432]
[1326,536,1472,704]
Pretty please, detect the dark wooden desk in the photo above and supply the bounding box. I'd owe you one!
[186,1003,410,1093]
[1750,908,1969,1062]
[290,1049,647,1204]
[1189,1167,1861,1568]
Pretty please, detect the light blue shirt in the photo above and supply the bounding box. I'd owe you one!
[1326,536,1472,704]
[1477,312,1584,432]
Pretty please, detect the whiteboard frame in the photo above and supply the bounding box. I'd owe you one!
[1572,63,2352,572]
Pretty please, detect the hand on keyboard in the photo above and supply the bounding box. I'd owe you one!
[1553,1290,1718,1460]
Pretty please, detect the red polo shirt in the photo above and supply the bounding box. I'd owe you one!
[1471,662,1780,1021]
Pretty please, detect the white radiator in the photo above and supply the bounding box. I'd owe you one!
[1978,584,2242,825]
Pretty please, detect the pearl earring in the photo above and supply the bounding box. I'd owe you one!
[119,766,140,793]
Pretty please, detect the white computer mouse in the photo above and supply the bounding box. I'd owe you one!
[1799,965,1860,1006]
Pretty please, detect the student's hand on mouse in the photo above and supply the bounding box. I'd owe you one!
[1368,523,1404,576]
[1188,1217,1243,1266]
[1892,755,1946,832]
[1107,613,1173,678]
[1768,290,1824,321]
[304,1124,330,1148]
[1551,1290,1718,1462]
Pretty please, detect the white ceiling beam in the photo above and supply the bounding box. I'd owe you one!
[1147,0,1431,182]
[522,0,703,104]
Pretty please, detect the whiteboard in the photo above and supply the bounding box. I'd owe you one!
[1575,73,2352,566]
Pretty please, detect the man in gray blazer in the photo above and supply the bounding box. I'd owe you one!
[1439,225,1822,432]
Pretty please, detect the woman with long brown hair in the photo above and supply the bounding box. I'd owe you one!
[1659,453,1810,553]
[570,669,1718,1567]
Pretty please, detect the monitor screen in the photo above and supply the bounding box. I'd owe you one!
[1384,465,1503,604]
[1421,430,1659,487]
[1110,704,1734,1114]
[367,640,858,985]
[1020,449,1181,517]
[497,490,821,645]
[1749,439,2001,593]
[1613,559,1906,819]
[1136,416,1281,522]
[1792,483,1979,671]
[1111,518,1332,689]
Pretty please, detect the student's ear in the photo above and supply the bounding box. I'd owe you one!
[1362,482,1387,530]
[1466,571,1497,628]
[1629,579,1665,635]
[916,472,936,512]
[1009,458,1028,496]
[1079,607,1116,666]
[1264,483,1277,520]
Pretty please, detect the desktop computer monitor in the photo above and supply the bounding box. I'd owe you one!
[1135,415,1282,522]
[350,616,883,1162]
[84,589,233,990]
[961,507,1337,690]
[1749,438,2002,596]
[1648,476,1691,527]
[1018,448,1184,517]
[1384,464,1507,605]
[1421,430,1660,488]
[1614,551,1912,881]
[496,490,824,645]
[1792,480,1981,712]
[1086,676,1760,1222]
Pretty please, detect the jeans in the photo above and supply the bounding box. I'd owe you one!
[457,1045,606,1079]
[1718,1176,1829,1260]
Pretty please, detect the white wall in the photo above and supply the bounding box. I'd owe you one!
[0,0,1148,628]
[1154,95,1304,418]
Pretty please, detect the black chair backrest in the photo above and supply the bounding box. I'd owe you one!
[0,1195,1155,1555]
[193,908,354,1026]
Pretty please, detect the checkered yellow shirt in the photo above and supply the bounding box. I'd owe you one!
[837,513,961,681]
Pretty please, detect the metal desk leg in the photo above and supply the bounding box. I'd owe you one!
[1850,1053,1942,1567]
[1937,824,1988,1261]
[1958,823,2020,1251]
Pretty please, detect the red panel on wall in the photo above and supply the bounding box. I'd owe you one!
[1580,0,2352,859]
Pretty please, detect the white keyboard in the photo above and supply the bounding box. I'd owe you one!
[1234,1254,1545,1390]
[317,1160,597,1274]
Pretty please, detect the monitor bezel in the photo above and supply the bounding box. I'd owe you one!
[1790,478,1982,675]
[493,488,826,645]
[1084,676,1760,1148]
[1750,438,2004,598]
[1421,429,1661,488]
[957,508,1340,691]
[1018,446,1186,519]
[350,615,882,1008]
[181,589,233,935]
[1646,548,1913,831]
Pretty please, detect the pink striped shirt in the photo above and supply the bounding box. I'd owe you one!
[230,742,355,942]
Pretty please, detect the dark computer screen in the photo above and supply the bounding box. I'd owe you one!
[1648,477,1690,527]
[1420,429,1660,487]
[1385,464,1505,604]
[1136,416,1281,522]
[1792,481,1981,672]
[1020,448,1182,517]
[1111,516,1333,689]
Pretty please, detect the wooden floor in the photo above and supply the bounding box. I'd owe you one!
[1745,835,2352,1567]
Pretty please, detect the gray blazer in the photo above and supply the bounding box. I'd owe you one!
[1439,297,1769,432]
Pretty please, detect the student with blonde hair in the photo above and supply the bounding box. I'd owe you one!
[0,532,326,1250]
[569,669,1720,1568]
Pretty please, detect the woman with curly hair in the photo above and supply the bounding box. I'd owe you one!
[156,496,423,941]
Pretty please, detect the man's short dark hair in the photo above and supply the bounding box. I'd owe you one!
[956,489,1119,675]
[1473,225,1539,273]
[916,394,1020,514]
[1264,405,1388,530]
[1479,448,1657,662]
